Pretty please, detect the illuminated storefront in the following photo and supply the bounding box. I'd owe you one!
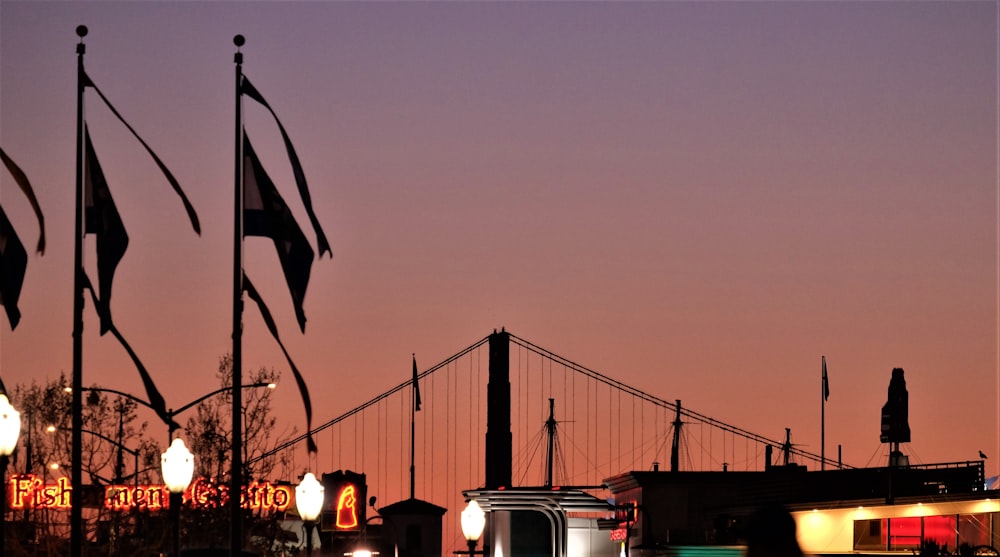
[795,498,1000,554]
[605,462,998,555]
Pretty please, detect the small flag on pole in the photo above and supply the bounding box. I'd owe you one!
[822,356,830,401]
[412,355,422,412]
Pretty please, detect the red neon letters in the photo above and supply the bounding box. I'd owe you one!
[8,475,292,513]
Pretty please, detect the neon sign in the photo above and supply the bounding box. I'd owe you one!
[609,501,637,542]
[335,484,359,529]
[104,484,168,511]
[9,476,72,510]
[9,475,292,513]
[319,470,366,532]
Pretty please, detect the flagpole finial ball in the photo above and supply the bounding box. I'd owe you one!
[234,35,245,47]
[76,25,88,38]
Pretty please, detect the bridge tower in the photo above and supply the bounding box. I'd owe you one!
[485,329,512,489]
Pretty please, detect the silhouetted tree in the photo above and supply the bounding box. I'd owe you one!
[179,355,297,554]
[8,373,163,557]
[5,359,295,557]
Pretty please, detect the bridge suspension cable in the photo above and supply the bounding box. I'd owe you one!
[249,335,490,466]
[507,333,848,470]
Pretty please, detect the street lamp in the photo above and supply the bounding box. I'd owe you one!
[461,499,486,557]
[295,472,324,557]
[162,438,194,557]
[0,394,21,555]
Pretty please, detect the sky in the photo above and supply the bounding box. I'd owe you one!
[1,0,998,490]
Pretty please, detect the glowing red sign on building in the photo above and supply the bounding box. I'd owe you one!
[320,470,366,532]
[9,476,72,510]
[8,474,291,513]
[335,484,359,529]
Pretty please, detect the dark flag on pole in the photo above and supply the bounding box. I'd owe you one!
[1,147,46,254]
[84,126,129,334]
[412,355,422,412]
[243,133,314,332]
[241,76,330,259]
[82,72,201,235]
[0,147,45,330]
[243,273,317,453]
[81,273,179,431]
[822,356,830,401]
[80,73,200,334]
[0,206,28,329]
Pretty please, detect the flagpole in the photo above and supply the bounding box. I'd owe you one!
[410,355,416,500]
[70,25,87,557]
[231,34,246,557]
[821,355,826,471]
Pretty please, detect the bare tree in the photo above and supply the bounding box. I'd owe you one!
[6,358,295,557]
[9,373,163,557]
[179,355,297,553]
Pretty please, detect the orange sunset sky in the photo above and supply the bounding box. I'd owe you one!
[1,1,998,489]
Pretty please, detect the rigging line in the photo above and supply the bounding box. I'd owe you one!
[514,424,548,486]
[569,426,599,483]
[250,334,489,464]
[508,334,842,467]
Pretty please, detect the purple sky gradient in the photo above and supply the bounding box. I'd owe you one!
[1,1,997,481]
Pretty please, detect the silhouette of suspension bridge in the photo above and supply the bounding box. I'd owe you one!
[252,329,841,553]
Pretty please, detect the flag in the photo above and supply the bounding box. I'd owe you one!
[0,206,28,329]
[81,273,179,432]
[83,72,200,235]
[412,355,422,412]
[0,147,44,330]
[244,133,314,332]
[84,126,129,335]
[79,73,200,334]
[243,273,317,453]
[1,147,45,254]
[241,76,330,258]
[822,356,829,401]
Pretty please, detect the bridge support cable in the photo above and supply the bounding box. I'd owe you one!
[250,334,490,465]
[508,333,848,469]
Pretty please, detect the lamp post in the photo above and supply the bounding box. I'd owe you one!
[162,438,194,557]
[296,472,325,557]
[461,499,486,557]
[0,394,21,556]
